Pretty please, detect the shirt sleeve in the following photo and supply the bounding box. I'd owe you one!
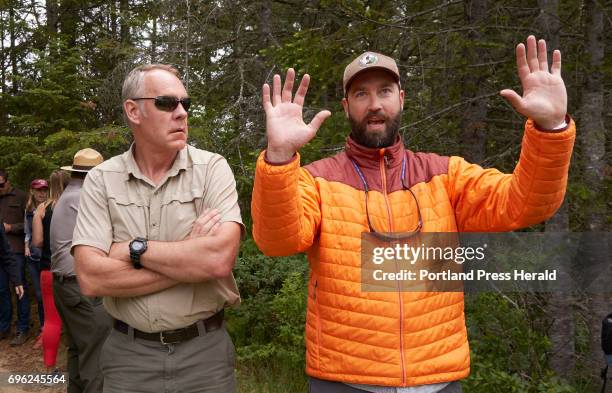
[24,211,31,243]
[71,170,113,254]
[201,155,244,235]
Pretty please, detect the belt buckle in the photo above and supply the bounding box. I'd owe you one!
[159,331,180,345]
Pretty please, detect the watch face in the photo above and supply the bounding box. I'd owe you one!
[132,241,144,252]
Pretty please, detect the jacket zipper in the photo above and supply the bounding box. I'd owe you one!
[379,150,406,385]
[314,280,322,370]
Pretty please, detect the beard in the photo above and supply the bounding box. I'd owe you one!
[349,110,402,148]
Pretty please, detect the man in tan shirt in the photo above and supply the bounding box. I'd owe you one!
[72,64,243,393]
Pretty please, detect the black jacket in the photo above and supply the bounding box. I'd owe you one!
[0,186,27,254]
[0,222,21,285]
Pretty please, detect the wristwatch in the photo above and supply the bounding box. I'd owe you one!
[129,237,148,269]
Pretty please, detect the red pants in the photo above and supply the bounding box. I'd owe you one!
[41,270,61,368]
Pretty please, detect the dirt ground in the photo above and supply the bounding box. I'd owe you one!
[0,305,66,393]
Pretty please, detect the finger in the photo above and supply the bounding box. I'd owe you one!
[526,35,539,72]
[282,68,295,103]
[262,83,272,111]
[196,208,217,223]
[272,74,282,106]
[308,110,332,133]
[192,210,214,232]
[293,74,311,106]
[209,222,221,235]
[551,49,562,75]
[537,39,548,72]
[201,214,221,234]
[500,89,524,113]
[515,43,530,81]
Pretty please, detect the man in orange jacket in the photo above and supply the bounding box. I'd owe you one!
[251,36,575,393]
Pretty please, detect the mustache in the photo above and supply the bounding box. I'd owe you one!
[365,111,388,121]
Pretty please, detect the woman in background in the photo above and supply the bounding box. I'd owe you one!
[24,178,48,344]
[32,170,69,373]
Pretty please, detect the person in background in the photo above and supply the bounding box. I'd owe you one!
[24,178,49,344]
[33,169,70,374]
[51,148,110,393]
[0,168,29,346]
[1,222,25,313]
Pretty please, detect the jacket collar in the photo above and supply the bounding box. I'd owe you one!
[344,134,405,170]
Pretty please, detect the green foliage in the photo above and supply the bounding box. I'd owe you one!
[8,153,56,189]
[7,42,100,136]
[227,238,309,372]
[463,293,579,392]
[0,1,610,391]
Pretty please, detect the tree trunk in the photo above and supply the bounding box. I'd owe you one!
[109,0,117,38]
[46,0,58,36]
[579,0,609,380]
[1,10,6,94]
[58,0,78,48]
[8,3,18,93]
[150,13,157,63]
[460,0,488,164]
[119,0,129,44]
[538,0,576,379]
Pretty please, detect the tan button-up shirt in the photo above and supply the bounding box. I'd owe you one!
[72,145,243,332]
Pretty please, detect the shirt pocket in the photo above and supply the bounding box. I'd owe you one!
[108,193,149,241]
[159,192,197,241]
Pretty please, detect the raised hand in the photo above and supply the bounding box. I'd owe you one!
[263,68,331,163]
[500,36,567,130]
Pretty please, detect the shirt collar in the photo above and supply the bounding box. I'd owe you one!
[344,134,406,170]
[123,144,189,185]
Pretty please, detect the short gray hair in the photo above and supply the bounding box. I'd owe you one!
[121,64,181,102]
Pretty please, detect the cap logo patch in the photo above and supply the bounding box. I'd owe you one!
[359,53,378,66]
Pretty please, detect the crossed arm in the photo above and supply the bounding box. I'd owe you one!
[75,209,241,298]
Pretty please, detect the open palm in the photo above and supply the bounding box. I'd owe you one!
[501,36,567,130]
[263,68,331,162]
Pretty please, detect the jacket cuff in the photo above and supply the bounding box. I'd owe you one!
[526,115,575,140]
[532,114,572,133]
[257,151,301,175]
[262,150,298,166]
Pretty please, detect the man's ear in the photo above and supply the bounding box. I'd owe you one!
[399,89,405,111]
[341,97,349,119]
[124,100,141,125]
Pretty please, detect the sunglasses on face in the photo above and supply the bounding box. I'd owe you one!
[132,96,191,112]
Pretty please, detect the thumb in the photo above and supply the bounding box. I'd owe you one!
[308,110,332,132]
[500,89,524,112]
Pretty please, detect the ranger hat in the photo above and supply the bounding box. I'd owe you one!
[343,52,400,95]
[61,148,104,172]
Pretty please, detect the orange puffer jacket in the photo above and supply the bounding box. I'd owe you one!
[251,119,575,387]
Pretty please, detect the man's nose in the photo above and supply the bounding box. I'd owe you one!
[174,102,188,118]
[367,95,382,112]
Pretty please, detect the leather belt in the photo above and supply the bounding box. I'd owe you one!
[54,274,78,284]
[113,310,224,345]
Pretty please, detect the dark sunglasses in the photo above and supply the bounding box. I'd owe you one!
[132,96,191,112]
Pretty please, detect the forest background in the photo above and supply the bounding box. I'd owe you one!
[0,1,610,392]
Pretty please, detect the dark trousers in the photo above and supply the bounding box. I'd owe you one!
[309,378,463,393]
[0,253,30,333]
[54,277,112,393]
[27,257,44,327]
